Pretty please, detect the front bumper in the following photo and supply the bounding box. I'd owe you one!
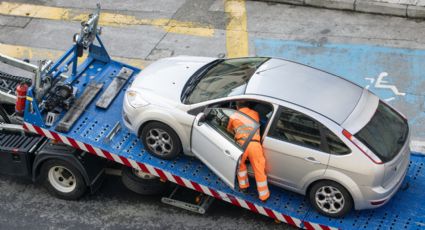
[122,93,138,132]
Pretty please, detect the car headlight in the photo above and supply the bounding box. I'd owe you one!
[126,90,150,108]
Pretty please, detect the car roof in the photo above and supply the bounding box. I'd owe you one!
[245,58,363,124]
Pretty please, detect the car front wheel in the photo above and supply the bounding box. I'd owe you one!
[309,181,353,218]
[140,121,182,160]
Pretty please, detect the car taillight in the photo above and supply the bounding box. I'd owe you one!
[342,129,383,164]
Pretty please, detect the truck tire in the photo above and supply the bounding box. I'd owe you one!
[121,166,168,195]
[40,159,87,200]
[140,121,182,160]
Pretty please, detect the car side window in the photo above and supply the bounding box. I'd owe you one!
[269,107,323,150]
[268,107,350,155]
[204,108,258,150]
[326,131,351,155]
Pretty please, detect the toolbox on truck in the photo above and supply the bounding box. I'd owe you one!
[0,133,45,178]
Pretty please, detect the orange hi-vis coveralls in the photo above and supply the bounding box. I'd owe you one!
[227,107,270,201]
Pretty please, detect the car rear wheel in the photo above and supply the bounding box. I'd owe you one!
[140,121,182,160]
[309,181,353,218]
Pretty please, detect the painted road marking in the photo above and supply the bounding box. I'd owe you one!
[255,39,425,152]
[0,2,214,37]
[365,72,406,102]
[0,43,148,68]
[374,72,406,96]
[225,0,249,58]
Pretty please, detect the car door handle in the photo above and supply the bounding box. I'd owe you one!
[224,150,231,156]
[304,157,320,164]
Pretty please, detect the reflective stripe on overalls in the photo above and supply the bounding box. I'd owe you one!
[231,107,270,201]
[237,168,249,189]
[243,141,269,201]
[256,179,270,201]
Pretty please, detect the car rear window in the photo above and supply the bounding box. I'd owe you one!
[354,102,408,163]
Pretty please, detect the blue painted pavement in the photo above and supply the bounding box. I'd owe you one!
[255,39,425,150]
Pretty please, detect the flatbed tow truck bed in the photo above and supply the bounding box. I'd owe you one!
[4,5,423,230]
[20,58,425,230]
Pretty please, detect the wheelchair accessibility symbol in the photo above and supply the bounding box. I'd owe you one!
[365,72,406,102]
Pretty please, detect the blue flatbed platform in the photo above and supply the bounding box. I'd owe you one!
[21,54,425,230]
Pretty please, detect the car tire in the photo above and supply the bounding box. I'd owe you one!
[140,121,182,160]
[121,166,168,195]
[40,159,87,200]
[308,180,353,218]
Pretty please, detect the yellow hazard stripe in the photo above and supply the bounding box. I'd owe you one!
[0,2,214,37]
[225,0,249,58]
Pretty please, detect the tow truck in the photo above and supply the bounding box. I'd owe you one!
[0,5,424,229]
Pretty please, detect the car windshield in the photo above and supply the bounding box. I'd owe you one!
[354,102,409,163]
[182,57,269,104]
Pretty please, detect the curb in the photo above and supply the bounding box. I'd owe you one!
[253,0,425,18]
[410,141,425,155]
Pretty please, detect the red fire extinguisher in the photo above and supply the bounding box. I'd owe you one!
[15,82,28,115]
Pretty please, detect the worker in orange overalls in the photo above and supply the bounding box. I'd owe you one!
[227,101,270,201]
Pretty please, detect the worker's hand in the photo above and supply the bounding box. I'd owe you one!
[221,116,229,127]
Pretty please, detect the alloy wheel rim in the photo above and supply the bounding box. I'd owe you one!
[315,185,345,214]
[146,128,173,156]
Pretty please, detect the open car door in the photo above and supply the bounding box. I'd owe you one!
[191,108,259,189]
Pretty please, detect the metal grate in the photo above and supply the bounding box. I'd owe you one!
[0,70,31,95]
[0,133,42,152]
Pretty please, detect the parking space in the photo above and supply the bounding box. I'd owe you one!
[254,39,425,151]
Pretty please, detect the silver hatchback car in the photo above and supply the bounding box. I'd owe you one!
[122,56,410,217]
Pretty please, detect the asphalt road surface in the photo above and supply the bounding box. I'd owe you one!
[0,173,292,230]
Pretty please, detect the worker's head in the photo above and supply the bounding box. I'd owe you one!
[236,101,250,109]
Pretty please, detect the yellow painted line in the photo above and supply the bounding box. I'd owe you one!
[0,43,65,61]
[225,0,249,58]
[0,2,214,37]
[0,43,148,69]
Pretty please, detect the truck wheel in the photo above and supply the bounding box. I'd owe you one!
[40,159,87,200]
[140,122,182,160]
[121,166,168,195]
[309,180,353,218]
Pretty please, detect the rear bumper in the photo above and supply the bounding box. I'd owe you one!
[356,152,410,210]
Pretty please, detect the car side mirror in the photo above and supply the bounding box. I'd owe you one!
[187,106,206,116]
[197,112,206,126]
